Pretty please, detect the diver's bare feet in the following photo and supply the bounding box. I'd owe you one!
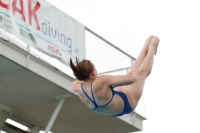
[143,35,153,52]
[149,36,160,55]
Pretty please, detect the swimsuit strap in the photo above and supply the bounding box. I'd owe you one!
[81,82,115,110]
[81,83,98,110]
[90,82,115,107]
[90,82,96,103]
[98,89,114,107]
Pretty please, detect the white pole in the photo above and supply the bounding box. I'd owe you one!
[44,96,65,133]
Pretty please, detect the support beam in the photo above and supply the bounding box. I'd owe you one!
[3,123,28,133]
[0,105,12,133]
[30,127,40,133]
[0,110,9,126]
[0,105,12,126]
[132,112,146,130]
[44,95,68,133]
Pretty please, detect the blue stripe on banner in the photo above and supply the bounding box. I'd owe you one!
[0,12,77,59]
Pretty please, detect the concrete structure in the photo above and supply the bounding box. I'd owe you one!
[0,29,146,133]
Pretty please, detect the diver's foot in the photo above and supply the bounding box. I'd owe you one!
[149,36,160,55]
[143,35,153,52]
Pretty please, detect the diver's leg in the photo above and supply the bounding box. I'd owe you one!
[136,36,159,77]
[122,36,159,109]
[128,35,153,75]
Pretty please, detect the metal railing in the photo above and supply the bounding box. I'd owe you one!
[85,27,135,75]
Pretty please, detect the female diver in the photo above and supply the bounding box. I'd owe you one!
[69,35,159,116]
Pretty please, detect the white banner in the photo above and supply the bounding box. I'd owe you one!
[0,0,85,65]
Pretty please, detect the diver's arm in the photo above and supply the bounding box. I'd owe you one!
[98,75,137,87]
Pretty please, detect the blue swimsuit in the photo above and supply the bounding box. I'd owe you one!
[81,82,133,116]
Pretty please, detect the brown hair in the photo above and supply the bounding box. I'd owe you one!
[69,58,94,81]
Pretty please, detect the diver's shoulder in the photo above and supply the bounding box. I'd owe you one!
[71,80,83,92]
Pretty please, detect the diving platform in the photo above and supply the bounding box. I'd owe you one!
[0,29,146,133]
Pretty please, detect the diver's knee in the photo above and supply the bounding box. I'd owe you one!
[127,71,133,76]
[135,69,148,78]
